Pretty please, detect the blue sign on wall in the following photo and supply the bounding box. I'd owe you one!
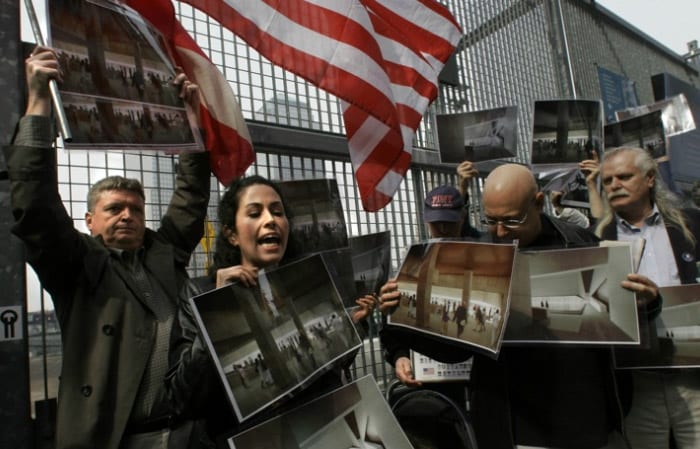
[597,66,639,123]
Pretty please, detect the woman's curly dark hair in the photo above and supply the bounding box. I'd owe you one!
[209,175,293,276]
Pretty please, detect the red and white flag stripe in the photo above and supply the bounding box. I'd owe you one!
[126,0,255,186]
[180,0,461,210]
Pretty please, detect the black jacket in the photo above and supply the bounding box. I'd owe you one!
[599,208,700,420]
[167,276,348,447]
[382,214,624,449]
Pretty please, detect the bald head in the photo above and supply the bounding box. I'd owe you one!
[483,164,538,203]
[482,164,543,247]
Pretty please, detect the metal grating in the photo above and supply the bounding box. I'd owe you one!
[25,0,700,419]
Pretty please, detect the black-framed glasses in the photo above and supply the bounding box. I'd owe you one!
[480,212,528,229]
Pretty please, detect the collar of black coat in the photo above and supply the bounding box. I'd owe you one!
[525,213,599,251]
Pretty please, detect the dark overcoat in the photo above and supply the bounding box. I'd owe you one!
[4,139,210,449]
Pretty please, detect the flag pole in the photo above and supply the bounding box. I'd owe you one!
[23,0,72,142]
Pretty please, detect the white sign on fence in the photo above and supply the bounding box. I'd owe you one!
[0,306,23,341]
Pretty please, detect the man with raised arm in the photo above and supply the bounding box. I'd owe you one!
[4,46,211,449]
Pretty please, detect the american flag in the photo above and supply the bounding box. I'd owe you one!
[125,0,255,186]
[178,0,461,211]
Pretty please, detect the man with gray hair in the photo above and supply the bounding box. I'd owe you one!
[596,146,700,449]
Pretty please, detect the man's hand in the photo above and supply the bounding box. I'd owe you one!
[457,160,478,196]
[578,151,604,218]
[621,273,659,308]
[395,356,421,386]
[172,69,201,126]
[25,46,62,116]
[578,151,600,186]
[378,279,400,312]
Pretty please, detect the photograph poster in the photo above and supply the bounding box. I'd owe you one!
[387,241,518,356]
[604,110,667,160]
[504,244,640,345]
[190,253,362,422]
[599,239,646,273]
[649,73,700,190]
[538,167,591,208]
[411,350,472,383]
[615,284,700,369]
[279,179,349,258]
[349,231,392,297]
[531,99,603,172]
[436,106,518,164]
[49,0,202,152]
[228,375,413,449]
[615,94,696,138]
[319,247,357,308]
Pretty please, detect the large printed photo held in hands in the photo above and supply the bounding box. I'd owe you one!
[386,240,517,357]
[504,244,640,345]
[189,253,362,422]
[48,0,203,152]
[229,375,413,449]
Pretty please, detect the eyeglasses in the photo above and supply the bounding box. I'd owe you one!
[480,212,528,229]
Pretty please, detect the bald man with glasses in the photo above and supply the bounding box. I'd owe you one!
[480,163,594,249]
[472,164,629,449]
[381,164,628,449]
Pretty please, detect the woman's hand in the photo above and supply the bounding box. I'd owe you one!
[215,265,258,288]
[351,294,377,323]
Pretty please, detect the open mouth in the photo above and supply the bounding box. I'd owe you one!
[258,234,282,246]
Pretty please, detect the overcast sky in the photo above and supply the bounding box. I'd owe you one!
[596,0,700,55]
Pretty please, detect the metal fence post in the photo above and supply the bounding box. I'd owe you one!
[0,0,34,448]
